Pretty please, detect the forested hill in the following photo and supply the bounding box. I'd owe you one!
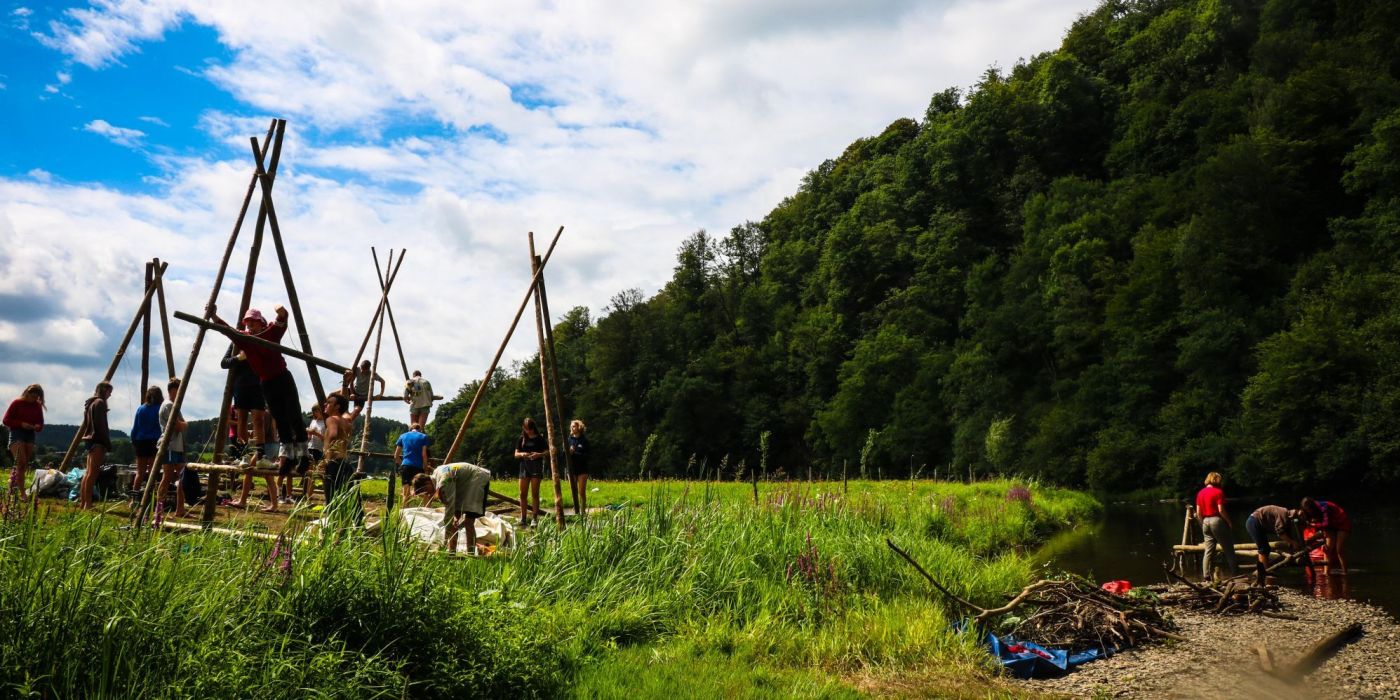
[431,0,1400,492]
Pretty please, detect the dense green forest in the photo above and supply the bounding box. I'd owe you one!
[431,0,1400,492]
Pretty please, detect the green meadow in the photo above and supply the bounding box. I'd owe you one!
[0,479,1097,698]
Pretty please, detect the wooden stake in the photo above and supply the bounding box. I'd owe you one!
[442,226,565,462]
[532,245,577,515]
[213,199,268,463]
[173,312,349,374]
[135,117,278,525]
[359,252,393,511]
[57,262,169,472]
[251,120,327,404]
[371,247,410,380]
[141,261,153,392]
[529,234,565,529]
[153,257,176,379]
[351,248,408,376]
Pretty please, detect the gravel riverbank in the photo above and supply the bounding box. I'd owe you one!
[1024,587,1400,699]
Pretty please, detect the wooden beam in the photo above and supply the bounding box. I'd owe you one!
[533,249,578,513]
[371,247,411,380]
[366,394,442,402]
[1276,623,1363,682]
[443,226,566,462]
[173,311,350,374]
[141,261,153,392]
[351,249,408,374]
[358,251,394,512]
[153,257,176,379]
[213,190,269,463]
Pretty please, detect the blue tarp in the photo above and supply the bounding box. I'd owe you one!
[957,621,1113,678]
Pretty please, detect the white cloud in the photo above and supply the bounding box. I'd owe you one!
[84,118,146,147]
[138,115,170,126]
[13,7,32,17]
[12,0,1099,423]
[56,71,71,84]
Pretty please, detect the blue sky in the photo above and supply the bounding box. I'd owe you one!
[1,0,1097,423]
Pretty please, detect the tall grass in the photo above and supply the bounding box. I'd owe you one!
[0,479,1097,698]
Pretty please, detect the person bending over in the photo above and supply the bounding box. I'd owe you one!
[412,462,491,554]
[210,304,309,512]
[1300,497,1351,575]
[1245,504,1303,585]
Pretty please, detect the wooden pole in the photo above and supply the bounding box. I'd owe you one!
[529,234,566,529]
[140,261,153,392]
[251,119,328,404]
[351,249,408,375]
[213,197,269,463]
[134,118,277,525]
[371,247,411,380]
[1276,623,1364,681]
[57,262,169,472]
[153,257,176,379]
[532,245,577,514]
[359,251,393,512]
[172,312,349,374]
[443,226,566,462]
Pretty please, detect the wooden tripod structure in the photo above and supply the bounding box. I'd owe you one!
[354,248,407,510]
[440,226,570,528]
[57,258,177,473]
[136,118,338,526]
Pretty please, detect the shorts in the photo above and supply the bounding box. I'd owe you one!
[570,460,589,477]
[400,464,424,482]
[165,450,186,466]
[134,439,158,458]
[233,385,266,411]
[7,428,36,446]
[519,460,544,480]
[440,465,490,524]
[1246,515,1271,557]
[279,454,311,476]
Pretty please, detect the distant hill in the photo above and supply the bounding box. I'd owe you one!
[34,424,129,451]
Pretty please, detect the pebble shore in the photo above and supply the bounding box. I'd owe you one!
[1024,587,1400,699]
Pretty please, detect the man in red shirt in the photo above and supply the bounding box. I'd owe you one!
[210,304,309,512]
[1195,471,1236,580]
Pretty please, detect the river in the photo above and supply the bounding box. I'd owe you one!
[1039,493,1400,618]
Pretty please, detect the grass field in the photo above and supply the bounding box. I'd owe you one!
[0,477,1097,698]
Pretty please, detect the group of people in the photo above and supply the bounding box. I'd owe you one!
[1195,472,1352,584]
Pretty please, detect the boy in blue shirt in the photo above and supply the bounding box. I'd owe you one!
[393,424,432,504]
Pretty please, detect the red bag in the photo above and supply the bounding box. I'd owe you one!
[1100,580,1132,596]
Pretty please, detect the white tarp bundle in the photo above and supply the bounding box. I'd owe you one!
[396,507,516,550]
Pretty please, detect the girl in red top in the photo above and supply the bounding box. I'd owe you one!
[1195,471,1236,580]
[3,384,45,499]
[1300,497,1351,575]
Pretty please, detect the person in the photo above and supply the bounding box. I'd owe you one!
[155,377,190,519]
[346,360,384,411]
[221,342,267,459]
[411,462,491,553]
[1245,504,1303,584]
[514,418,547,525]
[404,370,434,427]
[393,423,432,503]
[209,304,310,510]
[77,381,114,509]
[302,402,327,502]
[320,392,364,523]
[130,386,163,494]
[3,384,45,499]
[230,411,279,510]
[1195,471,1235,580]
[567,419,590,516]
[1300,497,1351,575]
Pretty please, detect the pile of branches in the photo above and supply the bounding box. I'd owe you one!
[886,541,1179,651]
[999,575,1179,650]
[1160,569,1294,619]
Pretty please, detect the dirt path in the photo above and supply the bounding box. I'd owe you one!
[1024,588,1400,699]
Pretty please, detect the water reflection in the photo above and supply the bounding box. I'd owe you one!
[1040,496,1398,617]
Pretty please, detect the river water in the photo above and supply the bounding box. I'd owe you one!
[1039,494,1400,618]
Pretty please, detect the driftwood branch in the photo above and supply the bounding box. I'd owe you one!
[886,539,981,616]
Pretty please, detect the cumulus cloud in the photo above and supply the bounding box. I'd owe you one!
[84,119,146,147]
[11,0,1098,422]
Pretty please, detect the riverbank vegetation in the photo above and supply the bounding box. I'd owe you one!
[431,0,1400,494]
[0,479,1096,698]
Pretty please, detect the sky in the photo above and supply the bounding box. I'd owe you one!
[0,0,1098,427]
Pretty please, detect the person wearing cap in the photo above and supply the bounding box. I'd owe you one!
[209,303,309,512]
[404,370,434,427]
